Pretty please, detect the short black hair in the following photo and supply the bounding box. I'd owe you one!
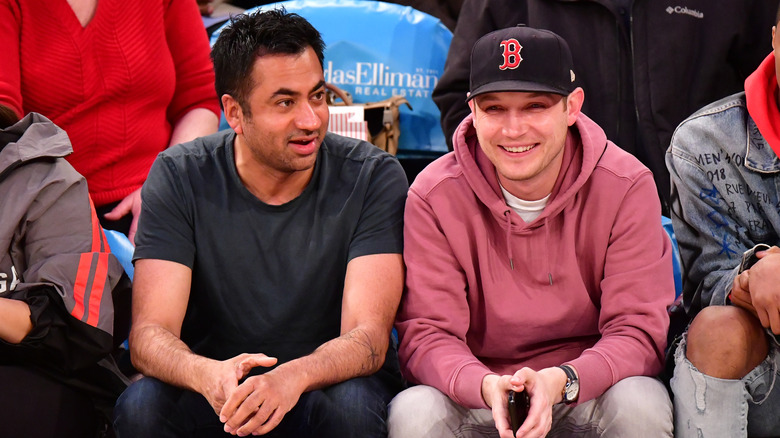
[211,8,326,114]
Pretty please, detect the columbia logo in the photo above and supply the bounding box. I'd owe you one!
[666,6,704,18]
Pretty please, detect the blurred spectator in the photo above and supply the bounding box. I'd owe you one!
[0,113,131,438]
[198,0,463,30]
[0,0,220,242]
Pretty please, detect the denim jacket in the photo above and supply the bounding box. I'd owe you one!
[666,92,780,316]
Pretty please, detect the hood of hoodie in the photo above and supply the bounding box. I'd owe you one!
[453,111,608,229]
[0,113,73,178]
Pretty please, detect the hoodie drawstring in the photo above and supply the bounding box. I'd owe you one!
[503,210,514,270]
[545,218,553,285]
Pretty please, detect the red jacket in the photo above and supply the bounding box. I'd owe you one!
[0,0,220,205]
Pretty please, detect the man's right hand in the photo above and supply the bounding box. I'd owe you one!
[481,374,515,437]
[200,353,277,415]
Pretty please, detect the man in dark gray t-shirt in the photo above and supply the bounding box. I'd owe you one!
[113,9,408,438]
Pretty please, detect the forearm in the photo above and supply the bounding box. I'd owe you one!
[130,324,216,394]
[168,107,219,147]
[272,325,389,394]
[0,297,32,344]
[275,253,404,392]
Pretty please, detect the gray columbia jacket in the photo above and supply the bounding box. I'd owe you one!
[0,113,130,416]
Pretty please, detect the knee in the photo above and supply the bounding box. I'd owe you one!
[302,377,391,437]
[686,306,768,378]
[387,385,458,438]
[115,377,166,414]
[597,377,673,437]
[113,377,176,435]
[319,376,390,416]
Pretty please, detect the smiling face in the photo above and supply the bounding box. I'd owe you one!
[224,46,329,183]
[469,89,583,200]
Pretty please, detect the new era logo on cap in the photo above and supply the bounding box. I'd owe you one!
[468,25,576,100]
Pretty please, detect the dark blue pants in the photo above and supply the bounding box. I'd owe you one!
[113,370,402,438]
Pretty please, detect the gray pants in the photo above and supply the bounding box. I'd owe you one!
[387,376,672,437]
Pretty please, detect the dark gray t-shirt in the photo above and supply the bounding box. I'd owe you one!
[134,131,408,367]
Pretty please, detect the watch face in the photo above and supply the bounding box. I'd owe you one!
[565,380,580,402]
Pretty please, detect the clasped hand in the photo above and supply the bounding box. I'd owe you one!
[481,367,563,438]
[731,246,780,334]
[200,353,303,436]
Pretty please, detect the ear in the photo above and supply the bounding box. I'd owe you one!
[565,87,585,127]
[222,94,245,135]
[467,96,475,114]
[773,26,777,50]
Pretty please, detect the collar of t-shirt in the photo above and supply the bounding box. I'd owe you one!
[500,183,551,223]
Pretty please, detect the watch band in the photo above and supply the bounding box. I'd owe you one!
[559,364,576,382]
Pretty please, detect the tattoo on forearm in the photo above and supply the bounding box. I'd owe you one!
[345,329,381,372]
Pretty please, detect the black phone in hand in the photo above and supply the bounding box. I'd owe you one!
[508,390,530,435]
[739,244,771,273]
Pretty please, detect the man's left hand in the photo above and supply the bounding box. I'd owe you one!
[219,367,304,436]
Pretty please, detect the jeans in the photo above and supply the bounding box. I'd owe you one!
[114,372,401,438]
[387,376,672,438]
[671,332,780,438]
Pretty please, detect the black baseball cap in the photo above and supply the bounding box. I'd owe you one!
[468,25,576,101]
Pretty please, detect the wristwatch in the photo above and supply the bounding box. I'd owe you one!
[558,364,579,404]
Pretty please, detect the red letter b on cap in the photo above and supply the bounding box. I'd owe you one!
[499,39,522,70]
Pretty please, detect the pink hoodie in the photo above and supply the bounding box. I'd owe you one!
[396,113,673,409]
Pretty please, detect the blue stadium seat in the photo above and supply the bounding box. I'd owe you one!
[661,216,682,299]
[104,229,134,280]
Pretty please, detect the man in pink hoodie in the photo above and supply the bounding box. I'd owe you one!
[389,26,675,438]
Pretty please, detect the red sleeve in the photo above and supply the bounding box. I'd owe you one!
[0,0,24,118]
[163,0,221,124]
